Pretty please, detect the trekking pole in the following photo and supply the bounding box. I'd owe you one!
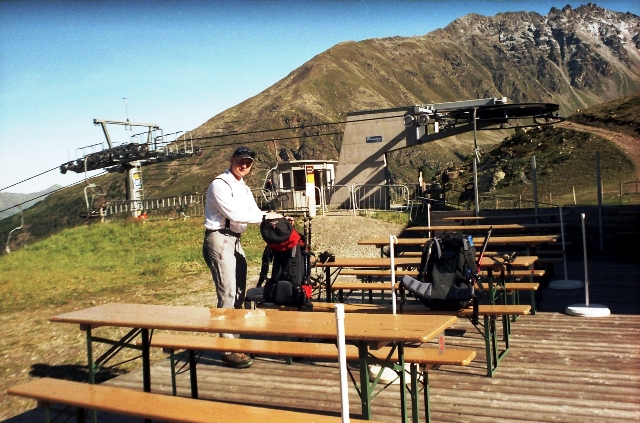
[473,227,492,325]
[476,227,493,291]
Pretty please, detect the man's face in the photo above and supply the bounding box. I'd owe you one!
[230,157,253,180]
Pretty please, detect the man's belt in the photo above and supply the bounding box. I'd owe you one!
[206,228,241,238]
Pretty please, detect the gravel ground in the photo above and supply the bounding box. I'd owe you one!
[305,215,405,259]
[0,215,404,420]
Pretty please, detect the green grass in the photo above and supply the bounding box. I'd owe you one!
[0,219,266,313]
[366,211,410,226]
[446,125,637,206]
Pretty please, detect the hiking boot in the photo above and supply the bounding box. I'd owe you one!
[221,352,253,369]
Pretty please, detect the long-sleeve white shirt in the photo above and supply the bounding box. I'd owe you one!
[204,170,265,234]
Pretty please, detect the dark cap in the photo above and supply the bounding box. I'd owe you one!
[232,147,256,160]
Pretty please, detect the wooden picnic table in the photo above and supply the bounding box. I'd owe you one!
[316,255,538,269]
[358,235,560,248]
[441,214,561,222]
[316,255,538,307]
[405,223,563,232]
[50,303,457,422]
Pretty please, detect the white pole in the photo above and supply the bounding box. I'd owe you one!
[581,213,590,306]
[390,236,398,315]
[549,206,584,290]
[334,304,350,423]
[565,213,610,317]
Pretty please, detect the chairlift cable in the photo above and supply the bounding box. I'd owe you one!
[0,167,60,192]
[198,131,344,150]
[0,171,107,214]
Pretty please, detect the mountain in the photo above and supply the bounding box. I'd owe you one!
[165,3,639,195]
[0,185,62,221]
[1,4,639,247]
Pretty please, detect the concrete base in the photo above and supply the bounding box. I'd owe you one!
[565,303,611,317]
[549,279,584,290]
[369,364,416,385]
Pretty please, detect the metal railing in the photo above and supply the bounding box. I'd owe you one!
[104,194,204,221]
[351,184,411,212]
[324,185,355,214]
[251,189,309,215]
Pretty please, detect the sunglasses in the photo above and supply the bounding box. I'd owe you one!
[232,147,256,159]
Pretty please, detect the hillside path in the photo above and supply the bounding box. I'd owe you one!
[558,121,640,180]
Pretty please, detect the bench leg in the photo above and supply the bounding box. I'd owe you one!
[84,328,98,423]
[189,350,198,399]
[169,350,177,396]
[486,315,500,377]
[357,343,373,420]
[141,328,151,393]
[398,344,408,423]
[530,290,537,315]
[325,267,332,303]
[76,406,86,423]
[408,364,422,423]
[422,368,431,423]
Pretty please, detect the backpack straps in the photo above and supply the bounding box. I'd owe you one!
[213,177,233,230]
[257,245,273,288]
[418,239,434,282]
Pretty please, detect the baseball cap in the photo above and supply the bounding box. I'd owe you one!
[232,147,256,160]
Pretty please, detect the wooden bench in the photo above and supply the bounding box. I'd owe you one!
[335,269,544,313]
[8,377,379,423]
[398,250,564,258]
[338,268,545,281]
[259,302,530,377]
[147,334,475,423]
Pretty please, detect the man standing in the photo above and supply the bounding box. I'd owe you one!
[203,147,282,368]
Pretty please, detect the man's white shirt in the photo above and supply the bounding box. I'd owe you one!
[204,170,265,234]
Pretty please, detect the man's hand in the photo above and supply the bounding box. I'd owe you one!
[264,212,294,225]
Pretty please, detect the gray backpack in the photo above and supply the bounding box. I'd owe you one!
[401,234,477,310]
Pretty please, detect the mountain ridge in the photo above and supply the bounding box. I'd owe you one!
[177,4,639,195]
[1,3,639,247]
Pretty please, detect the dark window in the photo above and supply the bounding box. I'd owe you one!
[293,169,306,190]
[282,173,292,189]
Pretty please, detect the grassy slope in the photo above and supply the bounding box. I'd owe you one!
[0,219,267,314]
[443,124,636,206]
[568,91,640,138]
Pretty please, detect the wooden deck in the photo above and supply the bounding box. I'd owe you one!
[5,253,639,423]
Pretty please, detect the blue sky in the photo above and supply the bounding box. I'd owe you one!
[1,0,638,194]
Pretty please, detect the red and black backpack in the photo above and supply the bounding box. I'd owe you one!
[256,217,313,309]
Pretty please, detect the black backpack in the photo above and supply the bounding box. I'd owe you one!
[401,233,478,310]
[253,217,313,309]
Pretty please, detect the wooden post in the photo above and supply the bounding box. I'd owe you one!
[532,156,538,215]
[596,152,603,252]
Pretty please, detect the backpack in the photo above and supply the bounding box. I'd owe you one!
[254,217,313,309]
[401,233,478,310]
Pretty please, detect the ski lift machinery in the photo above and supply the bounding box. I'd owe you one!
[60,119,202,218]
[335,97,562,215]
[402,98,563,215]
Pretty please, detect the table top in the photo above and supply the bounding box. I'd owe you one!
[405,223,562,231]
[441,214,560,221]
[316,255,538,269]
[50,303,457,344]
[358,235,559,247]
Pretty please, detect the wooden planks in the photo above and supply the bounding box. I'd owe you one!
[12,254,639,423]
